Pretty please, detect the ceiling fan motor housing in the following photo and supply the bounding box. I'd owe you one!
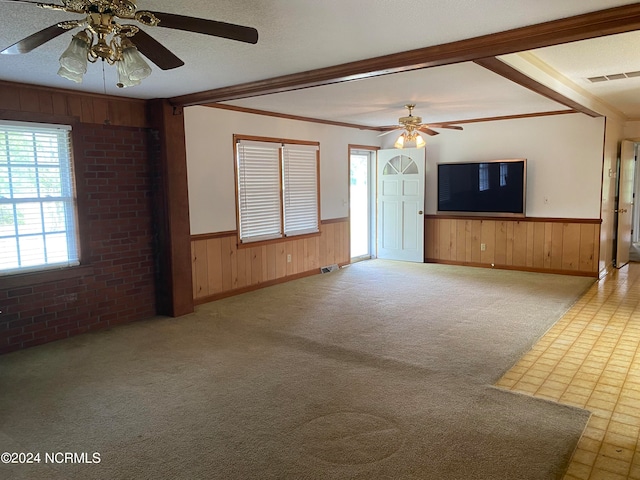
[399,114,422,126]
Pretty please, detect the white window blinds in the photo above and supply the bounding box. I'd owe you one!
[237,141,282,243]
[236,139,320,244]
[0,121,79,275]
[283,145,319,236]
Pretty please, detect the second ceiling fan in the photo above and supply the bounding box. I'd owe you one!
[380,104,463,148]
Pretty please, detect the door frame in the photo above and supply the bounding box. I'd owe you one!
[614,140,636,268]
[632,142,640,244]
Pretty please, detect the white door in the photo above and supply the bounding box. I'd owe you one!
[376,148,425,262]
[616,140,635,267]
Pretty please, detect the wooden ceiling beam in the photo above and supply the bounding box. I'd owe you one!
[432,110,577,126]
[203,104,383,131]
[170,4,640,107]
[473,57,601,117]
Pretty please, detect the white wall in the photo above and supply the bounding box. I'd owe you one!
[381,113,605,218]
[185,106,380,235]
[624,121,640,139]
[186,107,605,235]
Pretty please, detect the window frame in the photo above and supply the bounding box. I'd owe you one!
[233,134,321,248]
[0,113,85,282]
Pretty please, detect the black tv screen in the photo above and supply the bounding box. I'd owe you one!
[437,159,526,215]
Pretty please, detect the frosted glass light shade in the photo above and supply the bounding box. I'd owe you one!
[120,45,151,81]
[57,65,83,83]
[116,59,141,87]
[58,34,89,75]
[394,132,425,149]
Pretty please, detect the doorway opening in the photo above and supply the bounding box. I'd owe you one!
[349,148,376,262]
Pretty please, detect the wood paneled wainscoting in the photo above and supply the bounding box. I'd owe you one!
[191,218,349,304]
[425,215,601,277]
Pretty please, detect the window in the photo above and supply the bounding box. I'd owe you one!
[235,137,319,244]
[0,121,79,275]
[382,155,418,175]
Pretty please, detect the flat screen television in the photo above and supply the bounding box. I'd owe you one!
[437,159,526,216]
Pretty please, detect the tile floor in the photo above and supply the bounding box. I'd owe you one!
[496,262,640,480]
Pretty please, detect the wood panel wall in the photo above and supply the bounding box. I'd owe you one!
[191,219,349,304]
[0,80,147,127]
[425,216,601,276]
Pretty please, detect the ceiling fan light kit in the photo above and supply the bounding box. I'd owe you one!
[1,0,259,88]
[56,4,158,88]
[394,130,426,149]
[56,28,152,87]
[395,104,425,149]
[382,104,463,149]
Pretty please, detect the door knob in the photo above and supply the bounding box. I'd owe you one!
[418,210,423,215]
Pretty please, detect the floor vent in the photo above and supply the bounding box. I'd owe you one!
[321,264,339,273]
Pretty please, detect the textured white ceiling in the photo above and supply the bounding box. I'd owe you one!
[530,31,640,118]
[0,0,639,123]
[222,62,571,126]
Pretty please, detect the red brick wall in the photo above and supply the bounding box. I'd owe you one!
[0,123,157,354]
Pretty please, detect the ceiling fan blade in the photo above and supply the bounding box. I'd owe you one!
[150,12,258,44]
[0,23,67,54]
[428,124,464,130]
[418,127,440,136]
[130,29,184,70]
[377,128,402,137]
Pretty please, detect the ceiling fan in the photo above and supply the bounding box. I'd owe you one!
[0,0,258,87]
[380,104,463,148]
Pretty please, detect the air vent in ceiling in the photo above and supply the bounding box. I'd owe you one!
[587,71,640,83]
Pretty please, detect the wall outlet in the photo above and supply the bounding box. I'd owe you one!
[481,243,486,251]
[287,254,292,263]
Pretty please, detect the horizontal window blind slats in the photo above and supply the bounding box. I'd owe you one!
[237,143,282,243]
[0,122,78,275]
[283,147,319,236]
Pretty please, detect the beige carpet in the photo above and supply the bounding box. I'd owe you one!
[0,261,594,479]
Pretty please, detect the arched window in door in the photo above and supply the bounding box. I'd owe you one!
[382,155,419,175]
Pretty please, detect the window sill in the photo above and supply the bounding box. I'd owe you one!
[237,231,321,249]
[0,265,94,289]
